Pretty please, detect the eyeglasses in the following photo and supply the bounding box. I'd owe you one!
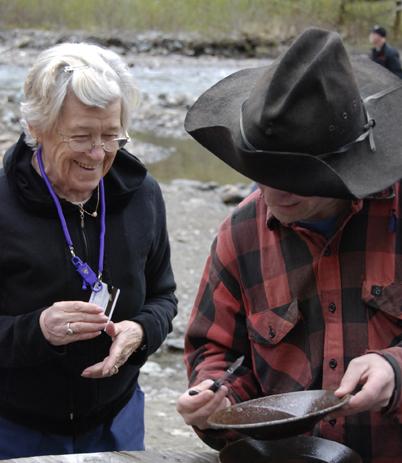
[58,133,130,153]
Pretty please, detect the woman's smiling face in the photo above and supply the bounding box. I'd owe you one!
[35,91,122,202]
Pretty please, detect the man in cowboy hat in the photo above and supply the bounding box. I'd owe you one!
[176,28,402,462]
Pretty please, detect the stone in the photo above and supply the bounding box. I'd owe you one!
[219,184,250,204]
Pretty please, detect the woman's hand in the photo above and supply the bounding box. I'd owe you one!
[333,353,395,416]
[176,380,230,430]
[81,320,144,378]
[39,301,109,346]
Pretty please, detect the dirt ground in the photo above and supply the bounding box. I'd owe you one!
[141,350,209,451]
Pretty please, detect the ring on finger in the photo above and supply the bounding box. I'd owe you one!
[66,322,74,336]
[112,364,119,375]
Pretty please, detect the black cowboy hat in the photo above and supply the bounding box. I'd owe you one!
[185,28,402,199]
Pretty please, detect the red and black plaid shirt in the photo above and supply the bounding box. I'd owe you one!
[185,184,402,463]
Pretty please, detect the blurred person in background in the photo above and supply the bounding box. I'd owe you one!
[0,42,177,458]
[369,24,402,77]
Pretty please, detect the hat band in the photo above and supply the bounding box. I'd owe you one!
[239,102,376,157]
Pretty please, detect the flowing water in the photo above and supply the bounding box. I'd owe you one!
[135,131,248,184]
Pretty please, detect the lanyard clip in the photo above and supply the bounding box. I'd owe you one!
[71,255,99,291]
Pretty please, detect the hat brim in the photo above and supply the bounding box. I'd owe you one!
[185,56,402,198]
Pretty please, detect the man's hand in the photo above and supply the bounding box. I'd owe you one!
[176,379,230,430]
[39,301,109,346]
[81,320,144,378]
[334,353,395,416]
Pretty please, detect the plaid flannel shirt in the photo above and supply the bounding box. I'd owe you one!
[185,183,402,463]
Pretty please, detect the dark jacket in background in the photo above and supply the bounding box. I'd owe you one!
[371,42,402,78]
[0,135,177,434]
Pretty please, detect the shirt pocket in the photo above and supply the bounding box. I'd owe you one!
[362,280,402,351]
[245,299,313,393]
[246,298,302,345]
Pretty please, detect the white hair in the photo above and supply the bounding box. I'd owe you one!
[20,42,140,147]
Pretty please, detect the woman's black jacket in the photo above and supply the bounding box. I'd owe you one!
[0,135,177,434]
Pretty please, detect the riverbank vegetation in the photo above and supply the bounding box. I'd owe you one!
[0,0,400,48]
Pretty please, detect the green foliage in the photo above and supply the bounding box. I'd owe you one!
[0,0,399,44]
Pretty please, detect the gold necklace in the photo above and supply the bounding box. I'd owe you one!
[78,186,99,219]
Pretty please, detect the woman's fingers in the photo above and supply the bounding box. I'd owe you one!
[81,321,144,379]
[56,301,106,314]
[39,301,108,346]
[100,321,143,374]
[81,360,107,378]
[64,320,108,335]
[104,321,117,338]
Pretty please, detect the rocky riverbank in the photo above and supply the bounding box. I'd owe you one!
[0,28,288,60]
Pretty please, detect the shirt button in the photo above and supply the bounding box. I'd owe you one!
[329,419,337,426]
[371,285,383,297]
[268,325,276,339]
[329,359,338,369]
[328,303,336,313]
[323,246,331,256]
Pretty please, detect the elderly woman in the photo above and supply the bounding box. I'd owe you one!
[0,42,177,458]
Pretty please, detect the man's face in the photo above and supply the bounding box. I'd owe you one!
[259,185,348,224]
[369,32,385,48]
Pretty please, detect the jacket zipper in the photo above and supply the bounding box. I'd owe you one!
[79,208,89,260]
[68,372,74,422]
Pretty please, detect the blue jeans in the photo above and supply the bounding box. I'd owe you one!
[0,385,144,458]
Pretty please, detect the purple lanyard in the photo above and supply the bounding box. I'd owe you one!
[36,146,105,292]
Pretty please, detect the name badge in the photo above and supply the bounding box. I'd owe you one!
[89,282,120,321]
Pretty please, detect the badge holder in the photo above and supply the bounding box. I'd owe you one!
[89,282,120,321]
